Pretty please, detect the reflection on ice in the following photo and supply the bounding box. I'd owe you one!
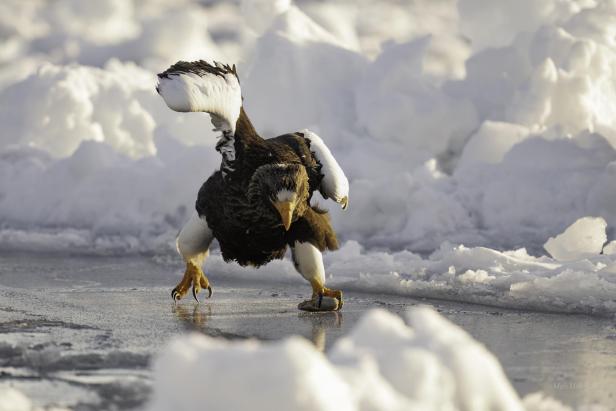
[298,311,343,351]
[172,303,211,332]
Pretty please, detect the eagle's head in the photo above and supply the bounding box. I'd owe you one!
[248,163,310,231]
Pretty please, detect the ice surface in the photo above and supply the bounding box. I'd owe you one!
[147,307,585,411]
[2,254,615,410]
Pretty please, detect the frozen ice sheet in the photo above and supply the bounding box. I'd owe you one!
[0,254,614,410]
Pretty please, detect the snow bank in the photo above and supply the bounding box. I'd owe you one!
[243,5,366,138]
[355,37,477,163]
[457,0,589,52]
[326,240,616,317]
[4,0,616,252]
[202,234,615,316]
[453,132,616,249]
[0,61,156,158]
[0,0,227,70]
[149,307,576,411]
[0,59,219,158]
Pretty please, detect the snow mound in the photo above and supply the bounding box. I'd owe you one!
[453,132,616,250]
[457,121,530,168]
[0,387,69,411]
[0,61,156,158]
[0,0,225,70]
[151,336,351,411]
[148,307,574,411]
[458,0,588,52]
[0,388,31,411]
[243,5,366,138]
[0,59,220,159]
[355,37,478,163]
[544,217,607,261]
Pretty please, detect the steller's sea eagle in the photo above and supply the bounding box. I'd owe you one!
[156,60,349,311]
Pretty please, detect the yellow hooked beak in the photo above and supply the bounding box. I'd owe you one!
[273,200,294,231]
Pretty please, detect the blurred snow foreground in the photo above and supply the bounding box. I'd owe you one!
[0,387,69,411]
[1,0,616,315]
[147,307,573,411]
[0,308,585,411]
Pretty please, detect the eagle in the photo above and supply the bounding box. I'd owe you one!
[156,60,349,311]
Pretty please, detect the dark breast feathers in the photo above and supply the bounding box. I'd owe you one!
[196,132,339,267]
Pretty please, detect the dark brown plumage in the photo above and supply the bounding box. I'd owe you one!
[196,109,338,267]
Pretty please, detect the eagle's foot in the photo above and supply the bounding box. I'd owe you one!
[298,284,343,312]
[322,287,343,309]
[172,261,213,303]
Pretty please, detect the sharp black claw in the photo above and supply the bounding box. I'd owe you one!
[171,289,179,301]
[317,293,323,309]
[192,288,199,303]
[207,286,212,298]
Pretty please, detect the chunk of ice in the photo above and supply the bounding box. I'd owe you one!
[544,217,607,261]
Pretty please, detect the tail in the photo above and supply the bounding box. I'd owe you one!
[156,60,242,134]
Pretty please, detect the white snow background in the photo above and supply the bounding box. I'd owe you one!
[0,0,615,409]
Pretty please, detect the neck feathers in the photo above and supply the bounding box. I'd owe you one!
[234,107,262,145]
[218,107,264,180]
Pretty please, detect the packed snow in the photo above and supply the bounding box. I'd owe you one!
[2,0,616,316]
[148,307,586,411]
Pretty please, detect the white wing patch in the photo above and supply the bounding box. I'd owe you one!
[157,69,242,134]
[301,129,349,209]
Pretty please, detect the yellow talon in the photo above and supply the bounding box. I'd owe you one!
[172,261,213,302]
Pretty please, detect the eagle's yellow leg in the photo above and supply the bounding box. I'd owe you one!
[171,261,212,302]
[293,241,343,312]
[174,213,214,302]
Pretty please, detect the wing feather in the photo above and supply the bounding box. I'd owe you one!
[301,129,349,209]
[156,60,242,133]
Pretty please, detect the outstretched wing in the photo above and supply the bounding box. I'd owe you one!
[301,129,349,209]
[156,60,242,134]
